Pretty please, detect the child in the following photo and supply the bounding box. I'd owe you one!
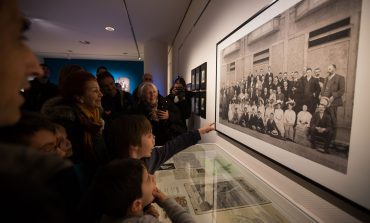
[91,158,195,223]
[107,115,214,174]
[266,112,281,138]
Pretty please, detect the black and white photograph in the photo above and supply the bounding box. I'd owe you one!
[216,0,367,208]
[185,178,270,214]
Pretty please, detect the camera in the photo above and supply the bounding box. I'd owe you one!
[158,98,168,111]
[174,86,186,98]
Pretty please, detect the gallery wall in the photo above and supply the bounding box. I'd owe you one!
[170,0,370,222]
[43,58,144,94]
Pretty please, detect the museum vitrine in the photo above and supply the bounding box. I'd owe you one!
[154,143,316,223]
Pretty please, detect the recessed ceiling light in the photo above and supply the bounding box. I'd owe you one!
[79,40,90,45]
[138,57,142,60]
[105,26,115,31]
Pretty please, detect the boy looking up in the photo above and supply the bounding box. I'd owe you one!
[91,158,195,223]
[107,115,214,174]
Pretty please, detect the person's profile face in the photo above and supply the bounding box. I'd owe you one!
[100,76,117,97]
[0,0,42,126]
[328,65,335,74]
[55,126,72,158]
[138,130,155,158]
[141,167,156,206]
[80,80,103,110]
[28,129,62,155]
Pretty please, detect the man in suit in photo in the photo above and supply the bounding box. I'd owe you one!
[310,97,333,153]
[320,64,345,140]
[300,68,321,115]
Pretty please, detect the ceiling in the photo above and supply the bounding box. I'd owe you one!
[18,0,191,61]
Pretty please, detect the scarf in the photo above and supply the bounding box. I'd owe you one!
[76,104,103,161]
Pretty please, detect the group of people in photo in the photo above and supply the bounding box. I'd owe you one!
[220,64,345,153]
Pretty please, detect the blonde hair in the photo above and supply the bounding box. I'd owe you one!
[138,82,158,100]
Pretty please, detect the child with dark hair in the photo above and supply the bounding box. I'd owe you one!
[90,158,195,223]
[107,115,214,174]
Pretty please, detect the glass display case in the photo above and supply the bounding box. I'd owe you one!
[154,143,316,223]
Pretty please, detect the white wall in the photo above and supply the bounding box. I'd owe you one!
[170,0,370,222]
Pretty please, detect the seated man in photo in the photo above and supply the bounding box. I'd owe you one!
[310,97,333,153]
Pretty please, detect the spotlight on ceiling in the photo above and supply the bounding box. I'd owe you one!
[105,26,115,31]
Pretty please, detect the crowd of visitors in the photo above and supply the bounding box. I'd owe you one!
[0,1,212,222]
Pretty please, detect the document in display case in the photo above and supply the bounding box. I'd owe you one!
[154,143,316,223]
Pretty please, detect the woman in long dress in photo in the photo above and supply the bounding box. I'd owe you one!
[295,104,312,146]
[274,100,285,138]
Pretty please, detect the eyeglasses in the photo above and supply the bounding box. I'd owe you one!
[37,137,72,155]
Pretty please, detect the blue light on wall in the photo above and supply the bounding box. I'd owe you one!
[44,58,144,94]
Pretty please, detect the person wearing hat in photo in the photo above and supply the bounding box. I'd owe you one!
[310,97,333,153]
[320,64,345,143]
[284,99,296,142]
[266,112,281,138]
[274,100,285,138]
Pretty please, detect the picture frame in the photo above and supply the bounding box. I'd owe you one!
[215,0,370,210]
[200,62,207,90]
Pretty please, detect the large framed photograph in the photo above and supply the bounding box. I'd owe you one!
[216,0,370,209]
